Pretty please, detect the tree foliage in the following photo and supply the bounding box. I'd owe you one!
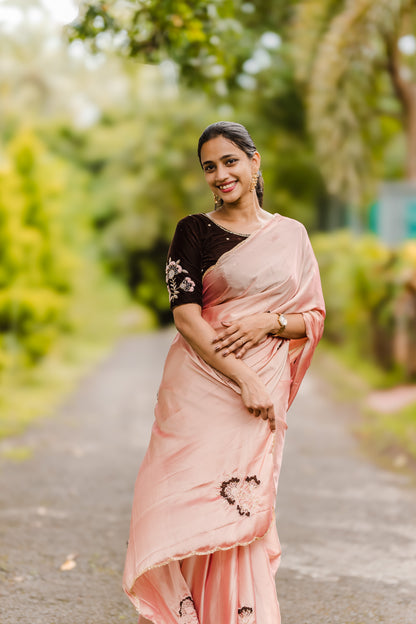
[0,130,78,367]
[313,230,416,376]
[291,0,416,206]
[68,1,304,94]
[69,0,248,93]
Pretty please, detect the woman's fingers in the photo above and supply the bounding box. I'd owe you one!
[248,404,276,431]
[235,342,250,358]
[213,322,262,355]
[212,324,239,344]
[216,334,248,356]
[215,331,241,348]
[268,406,276,432]
[215,335,241,351]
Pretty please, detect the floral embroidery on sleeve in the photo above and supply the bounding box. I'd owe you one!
[166,258,195,302]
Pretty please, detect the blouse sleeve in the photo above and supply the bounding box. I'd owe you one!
[166,216,203,309]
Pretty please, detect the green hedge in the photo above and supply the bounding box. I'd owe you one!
[312,230,416,376]
[0,130,78,368]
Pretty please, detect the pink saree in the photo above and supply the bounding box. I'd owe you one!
[123,214,325,624]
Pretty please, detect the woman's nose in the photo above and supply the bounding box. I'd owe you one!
[215,165,228,181]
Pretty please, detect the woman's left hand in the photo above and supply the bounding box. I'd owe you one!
[212,313,275,359]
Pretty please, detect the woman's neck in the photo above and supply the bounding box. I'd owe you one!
[217,197,264,225]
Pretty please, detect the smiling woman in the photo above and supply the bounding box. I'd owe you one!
[198,122,264,212]
[123,121,325,624]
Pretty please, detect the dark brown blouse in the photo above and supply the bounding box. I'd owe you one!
[166,213,249,309]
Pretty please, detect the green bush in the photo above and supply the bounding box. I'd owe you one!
[312,231,416,374]
[0,129,77,368]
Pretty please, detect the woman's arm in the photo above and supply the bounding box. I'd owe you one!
[213,312,306,359]
[173,303,276,431]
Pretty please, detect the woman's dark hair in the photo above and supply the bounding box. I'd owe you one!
[197,121,264,207]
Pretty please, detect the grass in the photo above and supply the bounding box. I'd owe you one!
[1,446,34,462]
[359,403,416,471]
[0,266,156,442]
[318,340,405,394]
[315,340,416,473]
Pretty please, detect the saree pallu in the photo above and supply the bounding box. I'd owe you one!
[123,214,325,624]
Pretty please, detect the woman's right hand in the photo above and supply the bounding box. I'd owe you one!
[238,373,276,432]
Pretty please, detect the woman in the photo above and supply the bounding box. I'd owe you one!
[123,121,325,624]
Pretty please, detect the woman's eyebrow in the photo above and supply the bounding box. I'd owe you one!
[202,154,237,166]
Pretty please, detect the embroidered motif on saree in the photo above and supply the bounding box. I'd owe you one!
[238,606,255,624]
[179,596,199,623]
[219,475,261,517]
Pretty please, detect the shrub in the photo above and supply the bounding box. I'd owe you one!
[312,231,416,376]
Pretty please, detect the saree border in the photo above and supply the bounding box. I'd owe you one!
[125,510,277,609]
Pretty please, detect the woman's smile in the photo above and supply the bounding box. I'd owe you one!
[218,180,238,193]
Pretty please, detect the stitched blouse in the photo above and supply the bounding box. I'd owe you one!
[166,213,249,309]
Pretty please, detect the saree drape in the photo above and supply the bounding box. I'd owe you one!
[123,214,325,624]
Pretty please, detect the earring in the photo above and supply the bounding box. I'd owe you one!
[213,193,221,209]
[249,171,259,192]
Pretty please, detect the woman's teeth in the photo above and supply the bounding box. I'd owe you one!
[219,182,236,191]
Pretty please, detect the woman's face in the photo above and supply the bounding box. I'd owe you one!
[200,135,260,206]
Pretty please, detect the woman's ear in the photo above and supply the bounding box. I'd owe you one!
[252,150,261,172]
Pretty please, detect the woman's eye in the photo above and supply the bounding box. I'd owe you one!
[226,159,237,165]
[204,165,214,172]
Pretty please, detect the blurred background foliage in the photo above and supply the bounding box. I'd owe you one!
[1,0,416,439]
[0,130,75,367]
[312,232,416,380]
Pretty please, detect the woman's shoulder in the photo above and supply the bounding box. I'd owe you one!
[175,213,212,236]
[275,214,309,236]
[176,213,210,227]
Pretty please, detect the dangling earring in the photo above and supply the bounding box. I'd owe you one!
[213,193,221,209]
[249,171,259,192]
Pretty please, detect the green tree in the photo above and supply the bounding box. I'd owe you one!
[68,1,302,95]
[69,0,245,93]
[0,130,77,366]
[291,0,416,206]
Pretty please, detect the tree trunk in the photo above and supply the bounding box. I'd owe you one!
[385,32,416,181]
[405,85,416,181]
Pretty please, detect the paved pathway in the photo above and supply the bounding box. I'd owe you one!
[0,330,415,624]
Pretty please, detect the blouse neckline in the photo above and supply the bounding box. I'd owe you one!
[201,213,253,238]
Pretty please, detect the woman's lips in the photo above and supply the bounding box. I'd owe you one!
[218,181,237,193]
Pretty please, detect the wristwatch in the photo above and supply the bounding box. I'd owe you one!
[275,313,287,334]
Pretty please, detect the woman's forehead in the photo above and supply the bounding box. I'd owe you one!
[200,135,243,161]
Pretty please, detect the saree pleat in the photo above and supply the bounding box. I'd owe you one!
[182,539,281,624]
[124,214,325,624]
[137,535,281,624]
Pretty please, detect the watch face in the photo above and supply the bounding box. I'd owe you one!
[280,314,288,328]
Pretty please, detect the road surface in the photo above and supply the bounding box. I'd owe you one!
[0,330,415,623]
